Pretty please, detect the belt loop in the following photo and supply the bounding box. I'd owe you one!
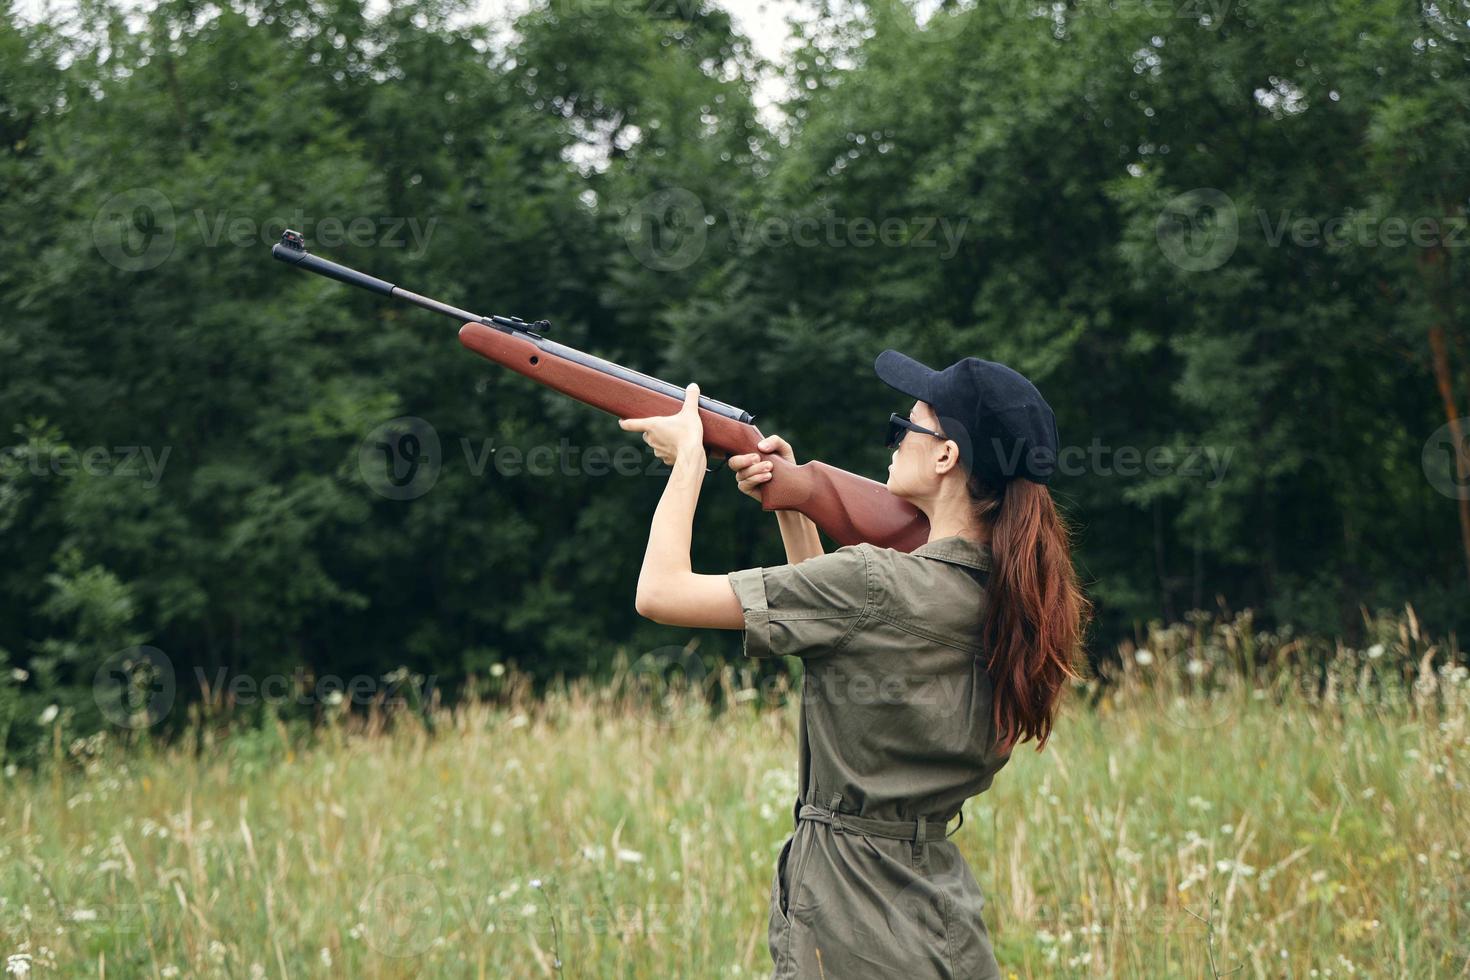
[912,816,927,864]
[827,792,844,834]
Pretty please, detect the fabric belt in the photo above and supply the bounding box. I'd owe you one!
[795,792,964,847]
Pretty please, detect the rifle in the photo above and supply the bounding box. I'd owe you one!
[270,230,929,551]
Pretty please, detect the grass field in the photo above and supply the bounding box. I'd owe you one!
[3,620,1469,978]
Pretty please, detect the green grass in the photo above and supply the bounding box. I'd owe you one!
[3,634,1469,978]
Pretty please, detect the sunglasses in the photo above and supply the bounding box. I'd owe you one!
[886,412,947,449]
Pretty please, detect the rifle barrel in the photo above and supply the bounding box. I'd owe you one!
[270,230,754,424]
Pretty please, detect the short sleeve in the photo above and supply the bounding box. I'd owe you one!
[725,545,872,659]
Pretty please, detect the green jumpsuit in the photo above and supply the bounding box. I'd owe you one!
[727,535,1011,979]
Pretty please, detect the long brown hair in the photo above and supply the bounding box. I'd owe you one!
[969,472,1090,754]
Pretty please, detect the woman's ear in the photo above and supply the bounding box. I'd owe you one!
[934,439,962,476]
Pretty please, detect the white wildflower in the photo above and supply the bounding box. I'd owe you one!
[1366,643,1385,660]
[6,954,33,978]
[38,705,58,725]
[615,848,644,864]
[1133,649,1154,666]
[319,948,332,968]
[489,663,506,677]
[1185,659,1206,677]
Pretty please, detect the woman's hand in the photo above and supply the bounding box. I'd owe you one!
[619,383,706,466]
[727,435,796,500]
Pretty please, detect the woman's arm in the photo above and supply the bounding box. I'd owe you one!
[620,384,745,629]
[728,435,825,564]
[774,511,824,564]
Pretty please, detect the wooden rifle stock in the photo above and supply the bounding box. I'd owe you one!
[458,322,930,552]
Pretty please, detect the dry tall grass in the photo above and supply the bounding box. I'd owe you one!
[3,612,1467,978]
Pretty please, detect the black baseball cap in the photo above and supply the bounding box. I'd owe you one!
[874,349,1058,485]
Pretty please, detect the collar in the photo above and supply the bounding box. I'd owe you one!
[911,535,992,571]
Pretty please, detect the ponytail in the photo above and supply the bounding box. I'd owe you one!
[969,473,1090,753]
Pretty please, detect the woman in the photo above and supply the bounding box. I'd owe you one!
[619,349,1089,979]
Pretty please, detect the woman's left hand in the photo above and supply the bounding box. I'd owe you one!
[619,383,706,466]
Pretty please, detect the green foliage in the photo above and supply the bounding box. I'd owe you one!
[0,0,1466,759]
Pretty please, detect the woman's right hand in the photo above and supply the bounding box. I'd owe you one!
[728,435,796,501]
